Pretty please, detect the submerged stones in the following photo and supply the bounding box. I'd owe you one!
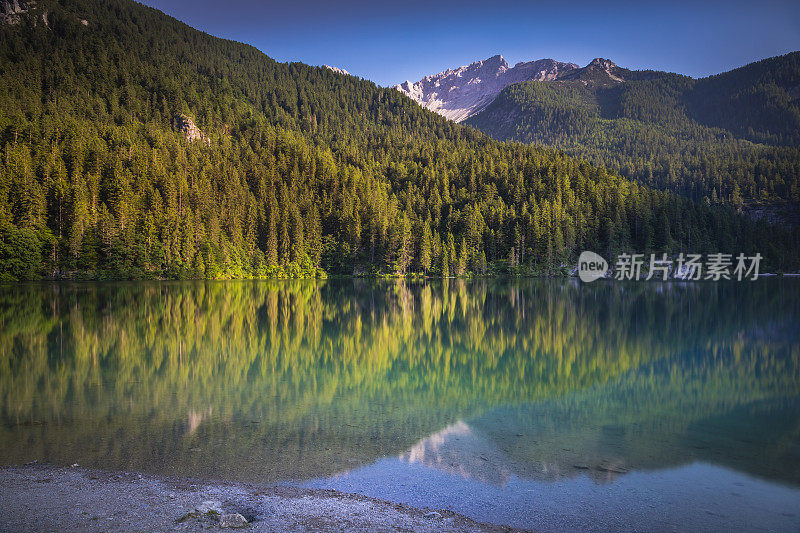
[194,500,223,514]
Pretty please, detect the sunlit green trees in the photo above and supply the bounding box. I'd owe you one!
[0,0,797,280]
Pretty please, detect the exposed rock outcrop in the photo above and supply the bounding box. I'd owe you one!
[1,0,32,25]
[173,114,208,144]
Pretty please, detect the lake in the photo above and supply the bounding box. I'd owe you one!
[1,279,799,532]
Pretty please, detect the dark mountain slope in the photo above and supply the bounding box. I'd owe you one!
[466,53,800,214]
[688,52,800,146]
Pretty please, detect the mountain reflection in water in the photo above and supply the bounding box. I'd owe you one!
[1,279,799,530]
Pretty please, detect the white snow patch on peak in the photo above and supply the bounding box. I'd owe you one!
[324,65,350,76]
[394,55,578,122]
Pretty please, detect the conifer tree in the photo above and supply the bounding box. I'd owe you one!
[420,219,432,275]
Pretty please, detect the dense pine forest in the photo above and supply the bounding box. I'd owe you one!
[0,0,798,280]
[466,55,800,212]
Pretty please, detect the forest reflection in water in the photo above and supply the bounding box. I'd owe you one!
[0,278,798,492]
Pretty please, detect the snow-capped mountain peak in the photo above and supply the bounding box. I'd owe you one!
[394,55,578,122]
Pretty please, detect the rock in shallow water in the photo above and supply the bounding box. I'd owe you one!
[219,513,248,528]
[195,500,223,514]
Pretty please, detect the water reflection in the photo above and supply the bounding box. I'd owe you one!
[0,279,799,527]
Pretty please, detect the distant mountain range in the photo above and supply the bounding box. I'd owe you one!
[396,53,800,139]
[395,55,638,123]
[457,53,800,145]
[398,53,800,215]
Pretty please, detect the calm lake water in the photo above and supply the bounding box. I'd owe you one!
[1,279,799,532]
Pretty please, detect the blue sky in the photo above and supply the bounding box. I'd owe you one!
[140,0,800,87]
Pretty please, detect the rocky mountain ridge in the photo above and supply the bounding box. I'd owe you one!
[558,57,628,87]
[394,55,578,122]
[324,65,350,76]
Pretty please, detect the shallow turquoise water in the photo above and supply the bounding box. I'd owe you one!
[1,279,799,531]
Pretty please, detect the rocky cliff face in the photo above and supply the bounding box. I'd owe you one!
[394,55,578,122]
[0,0,65,28]
[1,0,32,25]
[173,114,208,144]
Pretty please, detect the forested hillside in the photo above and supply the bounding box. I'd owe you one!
[466,54,800,210]
[0,0,797,280]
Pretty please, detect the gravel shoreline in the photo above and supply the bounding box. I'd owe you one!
[0,464,524,532]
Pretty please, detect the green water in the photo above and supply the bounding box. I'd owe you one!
[1,279,799,531]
